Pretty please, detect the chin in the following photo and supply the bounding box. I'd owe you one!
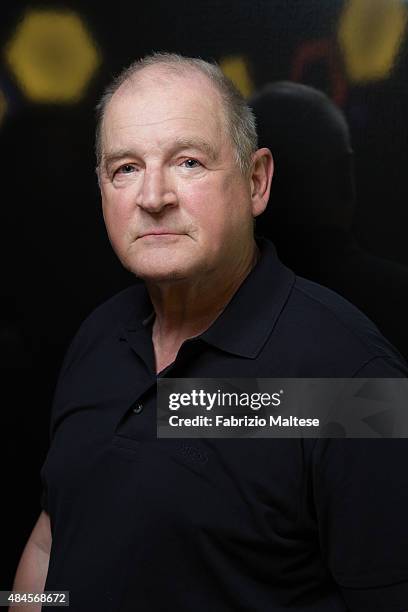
[118,244,203,283]
[123,258,191,283]
[137,269,190,283]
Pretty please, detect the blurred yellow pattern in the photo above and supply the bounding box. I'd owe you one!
[5,9,101,103]
[219,55,254,98]
[338,0,408,82]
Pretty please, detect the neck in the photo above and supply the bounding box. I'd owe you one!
[147,240,260,370]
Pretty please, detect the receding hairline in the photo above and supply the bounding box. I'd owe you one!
[99,64,230,163]
[120,61,218,88]
[95,53,259,176]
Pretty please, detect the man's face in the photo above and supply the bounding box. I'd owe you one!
[99,69,258,284]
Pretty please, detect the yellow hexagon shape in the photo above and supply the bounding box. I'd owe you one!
[4,9,101,103]
[338,0,407,83]
[219,55,254,99]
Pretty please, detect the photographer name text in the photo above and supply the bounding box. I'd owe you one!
[167,415,320,428]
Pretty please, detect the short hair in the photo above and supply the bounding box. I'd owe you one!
[95,52,258,175]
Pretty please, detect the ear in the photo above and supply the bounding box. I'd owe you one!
[249,148,274,217]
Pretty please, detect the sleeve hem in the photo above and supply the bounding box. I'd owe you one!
[340,579,408,611]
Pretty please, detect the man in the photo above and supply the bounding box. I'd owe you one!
[12,53,408,611]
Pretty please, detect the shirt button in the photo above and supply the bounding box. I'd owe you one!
[132,403,143,415]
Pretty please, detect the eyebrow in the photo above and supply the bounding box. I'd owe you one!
[172,137,219,162]
[103,136,219,170]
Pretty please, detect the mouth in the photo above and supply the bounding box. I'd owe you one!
[139,231,183,238]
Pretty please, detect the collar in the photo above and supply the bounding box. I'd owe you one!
[199,237,295,358]
[121,237,295,361]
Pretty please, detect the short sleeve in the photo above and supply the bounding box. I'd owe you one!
[340,580,408,611]
[39,451,50,513]
[45,313,95,442]
[38,315,93,516]
[40,487,48,513]
[312,353,408,610]
[312,437,408,611]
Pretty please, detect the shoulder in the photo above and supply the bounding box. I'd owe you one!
[77,283,145,335]
[59,282,147,373]
[274,275,407,376]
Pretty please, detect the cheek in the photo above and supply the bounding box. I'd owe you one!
[102,190,134,238]
[180,173,241,216]
[197,175,250,230]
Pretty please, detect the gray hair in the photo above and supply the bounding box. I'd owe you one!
[95,52,258,175]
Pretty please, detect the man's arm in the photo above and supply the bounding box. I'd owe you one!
[10,511,52,611]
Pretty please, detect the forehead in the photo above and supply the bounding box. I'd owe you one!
[101,69,227,154]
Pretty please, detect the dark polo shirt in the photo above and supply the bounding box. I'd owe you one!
[41,238,408,611]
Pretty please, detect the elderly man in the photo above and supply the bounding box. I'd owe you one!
[12,54,408,611]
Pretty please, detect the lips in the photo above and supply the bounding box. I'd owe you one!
[139,231,181,238]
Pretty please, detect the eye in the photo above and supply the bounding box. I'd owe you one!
[116,164,137,175]
[181,158,202,169]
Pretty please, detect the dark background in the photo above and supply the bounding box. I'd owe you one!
[1,0,408,587]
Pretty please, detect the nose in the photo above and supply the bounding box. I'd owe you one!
[137,166,177,213]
